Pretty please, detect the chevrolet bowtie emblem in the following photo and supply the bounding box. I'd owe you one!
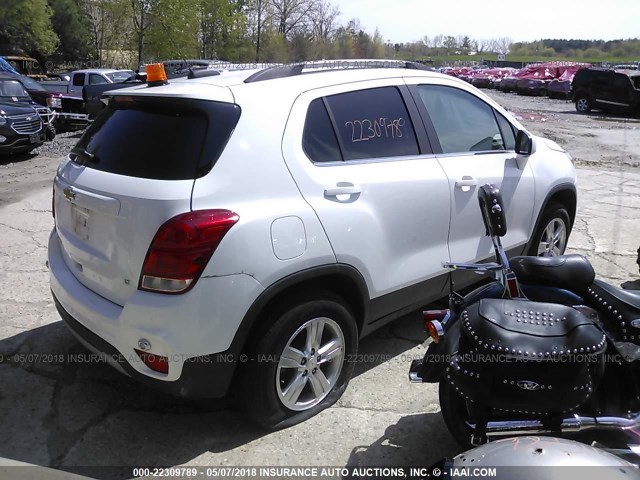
[517,380,540,391]
[26,116,32,121]
[63,187,76,201]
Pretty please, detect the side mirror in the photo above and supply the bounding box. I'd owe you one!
[515,130,533,155]
[478,184,507,237]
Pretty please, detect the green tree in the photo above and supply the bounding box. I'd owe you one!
[0,0,59,57]
[443,35,457,54]
[48,0,92,62]
[147,0,199,60]
[197,0,248,60]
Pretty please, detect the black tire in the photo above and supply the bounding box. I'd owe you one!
[439,379,474,448]
[241,292,358,430]
[527,202,571,257]
[46,123,56,141]
[575,96,592,113]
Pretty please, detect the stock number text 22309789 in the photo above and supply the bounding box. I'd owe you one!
[344,117,407,143]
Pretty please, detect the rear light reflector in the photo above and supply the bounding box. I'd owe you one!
[134,349,169,374]
[139,209,239,294]
[426,320,445,343]
[423,310,447,343]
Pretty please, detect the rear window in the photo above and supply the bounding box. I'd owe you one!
[71,97,240,180]
[106,71,136,83]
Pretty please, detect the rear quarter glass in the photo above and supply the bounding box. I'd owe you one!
[70,97,241,180]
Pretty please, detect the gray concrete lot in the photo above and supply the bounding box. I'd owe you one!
[0,92,639,478]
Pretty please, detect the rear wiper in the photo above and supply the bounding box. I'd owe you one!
[70,147,97,165]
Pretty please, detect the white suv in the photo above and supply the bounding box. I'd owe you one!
[48,60,577,429]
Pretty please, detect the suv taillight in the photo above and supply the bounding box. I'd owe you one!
[139,210,239,294]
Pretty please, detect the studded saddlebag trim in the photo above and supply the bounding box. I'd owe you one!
[446,298,606,415]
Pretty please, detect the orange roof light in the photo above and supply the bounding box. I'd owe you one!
[145,63,168,87]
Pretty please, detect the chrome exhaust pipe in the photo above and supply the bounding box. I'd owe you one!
[469,413,640,438]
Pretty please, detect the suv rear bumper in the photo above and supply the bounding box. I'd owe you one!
[48,228,264,399]
[52,293,237,398]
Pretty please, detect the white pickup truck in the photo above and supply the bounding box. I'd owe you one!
[40,68,136,95]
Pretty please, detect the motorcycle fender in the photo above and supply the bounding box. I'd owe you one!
[419,320,461,383]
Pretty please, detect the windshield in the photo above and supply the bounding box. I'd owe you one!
[0,79,30,99]
[17,75,46,92]
[106,71,136,83]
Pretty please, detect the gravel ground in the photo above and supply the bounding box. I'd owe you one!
[34,130,82,159]
[485,90,640,169]
[0,131,81,207]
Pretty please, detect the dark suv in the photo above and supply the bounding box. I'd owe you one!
[572,68,640,114]
[0,78,47,155]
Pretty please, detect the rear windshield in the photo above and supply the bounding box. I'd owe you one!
[71,97,240,180]
[106,71,136,83]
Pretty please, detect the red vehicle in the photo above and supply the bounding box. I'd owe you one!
[470,68,515,89]
[499,68,530,92]
[548,67,583,99]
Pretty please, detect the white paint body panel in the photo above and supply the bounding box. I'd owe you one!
[282,80,451,298]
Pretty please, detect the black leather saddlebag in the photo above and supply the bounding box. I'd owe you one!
[446,299,606,415]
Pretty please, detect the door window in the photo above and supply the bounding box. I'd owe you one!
[417,85,506,153]
[302,99,342,163]
[613,74,631,91]
[323,87,419,161]
[72,74,85,86]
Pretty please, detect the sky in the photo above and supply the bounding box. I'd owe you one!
[334,0,640,44]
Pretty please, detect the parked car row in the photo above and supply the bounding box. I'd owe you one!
[445,62,640,115]
[446,62,591,98]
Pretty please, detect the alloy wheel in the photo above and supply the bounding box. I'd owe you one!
[276,317,345,411]
[537,218,568,256]
[576,98,589,112]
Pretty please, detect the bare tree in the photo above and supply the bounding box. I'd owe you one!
[131,0,152,66]
[270,0,318,39]
[309,0,339,42]
[496,36,512,54]
[85,0,131,66]
[484,37,513,54]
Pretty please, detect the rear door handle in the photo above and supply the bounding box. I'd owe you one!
[324,184,362,197]
[455,177,478,188]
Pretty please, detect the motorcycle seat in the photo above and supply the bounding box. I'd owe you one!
[592,279,640,310]
[510,254,595,292]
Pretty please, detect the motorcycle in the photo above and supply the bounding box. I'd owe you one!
[430,436,640,479]
[409,184,640,448]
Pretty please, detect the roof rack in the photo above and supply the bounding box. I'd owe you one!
[244,59,432,83]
